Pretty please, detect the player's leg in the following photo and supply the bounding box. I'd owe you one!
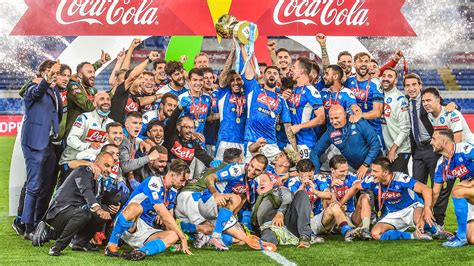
[351,193,371,230]
[371,206,422,241]
[324,203,355,241]
[124,231,179,260]
[444,180,474,247]
[371,222,395,240]
[105,202,143,256]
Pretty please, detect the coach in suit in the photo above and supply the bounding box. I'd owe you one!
[21,62,63,237]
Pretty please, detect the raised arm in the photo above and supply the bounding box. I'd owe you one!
[219,44,236,88]
[109,49,125,88]
[316,34,330,70]
[123,38,142,70]
[125,51,159,90]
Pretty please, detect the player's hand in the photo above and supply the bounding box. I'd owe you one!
[100,50,111,64]
[255,137,267,148]
[272,212,285,227]
[129,178,141,191]
[213,194,227,207]
[278,173,290,186]
[281,89,292,100]
[445,102,457,113]
[90,142,102,150]
[331,178,344,187]
[140,140,153,154]
[210,160,222,168]
[393,50,404,62]
[148,51,159,62]
[117,181,130,194]
[181,239,193,255]
[192,132,205,143]
[179,55,188,64]
[148,150,160,161]
[387,147,397,163]
[423,207,435,228]
[116,48,126,61]
[290,124,301,134]
[179,96,193,109]
[108,203,121,215]
[349,113,362,124]
[90,163,101,178]
[130,38,142,49]
[47,60,61,82]
[98,209,112,220]
[316,33,327,46]
[267,41,276,51]
[356,164,369,179]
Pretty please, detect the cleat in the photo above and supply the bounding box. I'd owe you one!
[412,231,432,241]
[430,224,454,240]
[12,219,25,236]
[104,244,120,257]
[344,229,355,242]
[193,232,210,249]
[23,232,33,241]
[49,246,61,256]
[245,235,277,252]
[208,237,229,251]
[297,235,311,248]
[70,243,99,252]
[442,236,468,248]
[121,249,146,261]
[353,227,373,240]
[32,221,51,247]
[310,234,324,244]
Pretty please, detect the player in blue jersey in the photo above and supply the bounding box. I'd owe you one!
[157,61,188,97]
[431,129,474,247]
[345,52,384,148]
[340,157,446,241]
[286,57,325,159]
[104,159,192,261]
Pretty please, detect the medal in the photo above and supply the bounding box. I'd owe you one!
[292,109,297,115]
[270,111,276,119]
[236,117,240,124]
[276,124,281,131]
[443,181,447,189]
[364,102,368,110]
[194,120,199,128]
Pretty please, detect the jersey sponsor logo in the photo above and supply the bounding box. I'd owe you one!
[350,88,367,101]
[170,141,195,161]
[189,103,209,115]
[334,185,349,200]
[60,90,68,106]
[451,116,460,123]
[230,183,247,194]
[383,103,391,117]
[450,164,469,178]
[433,125,448,130]
[381,191,402,200]
[257,93,279,110]
[85,129,107,143]
[125,98,139,113]
[330,130,342,138]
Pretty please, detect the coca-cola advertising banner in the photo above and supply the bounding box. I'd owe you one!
[11,0,415,36]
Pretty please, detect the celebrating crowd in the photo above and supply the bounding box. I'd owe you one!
[12,35,474,261]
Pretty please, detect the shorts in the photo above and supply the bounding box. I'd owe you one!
[310,210,335,235]
[215,141,244,161]
[122,218,162,248]
[198,196,237,231]
[297,144,311,159]
[245,142,281,163]
[378,202,424,232]
[468,203,474,222]
[189,158,206,180]
[175,191,206,224]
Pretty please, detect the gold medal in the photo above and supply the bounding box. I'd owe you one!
[276,124,281,131]
[194,120,199,128]
[236,117,241,124]
[443,181,447,189]
[364,102,368,110]
[292,109,297,115]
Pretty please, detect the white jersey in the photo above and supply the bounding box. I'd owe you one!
[428,106,474,142]
[381,87,411,154]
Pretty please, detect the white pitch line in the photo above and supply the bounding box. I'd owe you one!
[262,251,297,266]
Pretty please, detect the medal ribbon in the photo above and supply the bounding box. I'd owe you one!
[232,93,244,118]
[263,89,277,113]
[442,143,456,183]
[378,174,395,213]
[190,94,202,126]
[355,78,371,106]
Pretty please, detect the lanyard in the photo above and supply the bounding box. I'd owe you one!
[378,174,394,212]
[263,89,277,112]
[160,175,168,206]
[190,93,203,124]
[328,88,341,108]
[231,92,245,118]
[442,144,456,183]
[355,78,371,104]
[129,138,136,160]
[292,87,304,109]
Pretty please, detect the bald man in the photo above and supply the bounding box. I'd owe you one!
[58,91,115,186]
[310,105,382,178]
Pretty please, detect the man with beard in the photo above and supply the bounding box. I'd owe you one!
[242,49,297,163]
[286,57,325,159]
[310,105,381,179]
[320,65,358,119]
[143,119,165,146]
[58,92,114,187]
[272,47,292,77]
[141,93,178,138]
[157,61,188,97]
[137,72,160,113]
[134,145,169,182]
[380,68,411,174]
[153,59,168,90]
[315,33,353,79]
[345,52,384,148]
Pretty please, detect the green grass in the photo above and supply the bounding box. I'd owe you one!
[0,136,473,265]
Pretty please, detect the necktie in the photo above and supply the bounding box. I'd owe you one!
[411,100,420,145]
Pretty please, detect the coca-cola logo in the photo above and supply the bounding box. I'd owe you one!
[170,141,195,161]
[55,0,159,26]
[85,129,107,143]
[257,93,279,110]
[273,0,369,26]
[450,165,469,178]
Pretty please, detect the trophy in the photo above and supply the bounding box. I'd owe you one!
[215,14,260,75]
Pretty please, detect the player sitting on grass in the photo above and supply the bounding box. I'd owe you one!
[104,159,192,261]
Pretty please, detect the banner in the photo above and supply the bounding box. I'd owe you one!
[11,0,415,37]
[0,115,22,136]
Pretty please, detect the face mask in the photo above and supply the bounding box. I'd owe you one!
[97,109,110,117]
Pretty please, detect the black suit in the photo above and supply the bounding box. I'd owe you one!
[46,166,105,250]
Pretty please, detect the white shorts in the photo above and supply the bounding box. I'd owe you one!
[197,196,237,231]
[189,158,206,180]
[245,142,281,163]
[298,144,311,159]
[215,141,244,161]
[468,203,474,222]
[122,218,162,248]
[175,191,206,224]
[310,210,336,235]
[378,202,424,231]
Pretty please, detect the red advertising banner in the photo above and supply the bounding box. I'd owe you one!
[0,115,23,137]
[11,0,415,37]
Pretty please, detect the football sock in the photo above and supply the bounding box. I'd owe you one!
[180,221,197,234]
[362,217,370,229]
[222,233,233,246]
[453,197,468,240]
[212,208,232,238]
[138,239,166,256]
[108,213,134,245]
[339,222,352,236]
[379,230,412,240]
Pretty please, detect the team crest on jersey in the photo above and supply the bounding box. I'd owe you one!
[85,129,107,143]
[257,93,279,110]
[384,103,391,117]
[386,97,392,104]
[440,117,445,124]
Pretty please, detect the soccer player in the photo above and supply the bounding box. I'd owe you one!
[104,159,192,261]
[431,129,474,247]
[141,93,178,137]
[136,71,160,112]
[153,59,168,89]
[157,61,188,96]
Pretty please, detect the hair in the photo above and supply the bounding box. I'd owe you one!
[296,57,313,75]
[161,92,179,104]
[96,151,113,162]
[60,64,72,75]
[276,48,290,56]
[251,154,269,168]
[258,62,268,68]
[383,67,398,76]
[329,155,348,169]
[223,148,243,163]
[194,52,209,63]
[101,143,119,153]
[327,64,344,81]
[337,51,352,61]
[76,61,92,74]
[310,60,321,77]
[150,144,168,155]
[188,68,204,79]
[354,52,371,62]
[296,158,315,172]
[106,122,123,133]
[177,115,193,126]
[370,58,379,66]
[280,76,296,90]
[169,159,191,176]
[421,87,441,99]
[142,71,154,78]
[281,149,297,169]
[225,70,241,86]
[147,119,165,133]
[37,60,55,77]
[126,111,142,121]
[403,73,422,86]
[264,66,281,75]
[201,67,214,76]
[372,157,392,172]
[164,61,183,76]
[153,59,167,70]
[434,128,455,142]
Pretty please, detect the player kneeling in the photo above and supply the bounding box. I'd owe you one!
[104,159,192,261]
[340,157,447,241]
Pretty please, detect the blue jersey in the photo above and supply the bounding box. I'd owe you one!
[178,92,212,136]
[125,176,178,226]
[320,87,357,120]
[285,175,329,215]
[157,83,188,97]
[201,163,247,202]
[328,173,359,213]
[204,91,219,146]
[139,109,167,140]
[244,78,291,144]
[314,78,326,92]
[216,86,247,144]
[361,172,419,214]
[286,85,323,147]
[345,76,384,130]
[434,142,474,184]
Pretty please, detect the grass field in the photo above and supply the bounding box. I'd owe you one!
[1,136,474,265]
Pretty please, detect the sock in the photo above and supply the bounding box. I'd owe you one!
[180,222,197,234]
[379,230,413,241]
[138,239,166,256]
[108,213,134,245]
[241,210,253,231]
[212,208,232,238]
[424,223,438,235]
[339,222,352,237]
[362,217,370,229]
[222,233,233,246]
[453,197,468,240]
